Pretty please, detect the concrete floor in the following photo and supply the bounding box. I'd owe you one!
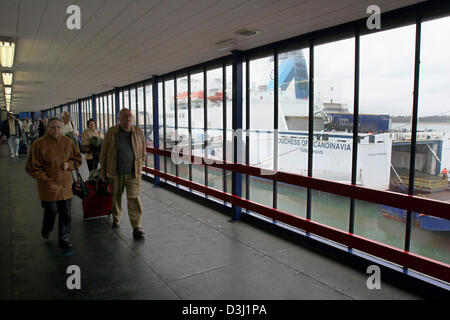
[0,142,427,300]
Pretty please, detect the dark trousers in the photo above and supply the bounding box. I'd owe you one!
[41,199,72,243]
[86,159,99,172]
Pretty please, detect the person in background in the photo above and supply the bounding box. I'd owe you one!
[100,108,146,239]
[441,168,448,182]
[39,118,48,137]
[25,117,82,249]
[81,118,103,171]
[61,111,79,137]
[22,117,31,143]
[1,112,23,158]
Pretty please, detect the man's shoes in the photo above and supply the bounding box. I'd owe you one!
[15,152,18,157]
[133,227,145,239]
[59,240,73,249]
[10,154,14,158]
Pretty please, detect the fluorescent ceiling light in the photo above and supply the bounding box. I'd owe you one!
[4,86,11,95]
[2,72,13,85]
[5,94,11,101]
[0,41,15,68]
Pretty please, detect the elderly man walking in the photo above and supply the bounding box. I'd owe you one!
[26,117,82,249]
[100,108,147,239]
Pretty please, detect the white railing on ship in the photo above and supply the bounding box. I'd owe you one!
[392,131,445,142]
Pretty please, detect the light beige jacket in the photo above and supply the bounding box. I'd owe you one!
[99,125,146,179]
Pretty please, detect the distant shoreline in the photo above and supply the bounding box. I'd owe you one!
[391,116,450,123]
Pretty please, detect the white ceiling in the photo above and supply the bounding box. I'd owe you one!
[0,0,425,113]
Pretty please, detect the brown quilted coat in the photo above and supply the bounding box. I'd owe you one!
[26,134,82,201]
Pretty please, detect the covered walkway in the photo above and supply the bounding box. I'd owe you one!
[0,143,427,300]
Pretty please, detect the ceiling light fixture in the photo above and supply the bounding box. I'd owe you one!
[0,40,15,68]
[233,28,261,36]
[2,72,13,85]
[4,86,11,95]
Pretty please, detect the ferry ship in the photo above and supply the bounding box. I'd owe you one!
[147,51,450,230]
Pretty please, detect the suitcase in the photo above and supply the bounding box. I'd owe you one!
[18,141,27,156]
[82,180,112,220]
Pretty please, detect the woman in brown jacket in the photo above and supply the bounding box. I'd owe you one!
[26,117,82,249]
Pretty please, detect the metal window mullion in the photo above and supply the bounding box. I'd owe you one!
[135,85,139,126]
[231,50,243,220]
[103,96,106,130]
[349,31,360,235]
[174,76,179,181]
[163,80,167,174]
[405,16,422,253]
[102,95,106,133]
[122,89,125,110]
[143,84,147,166]
[115,88,120,124]
[307,42,314,221]
[106,94,110,129]
[152,76,160,187]
[223,62,227,200]
[273,48,279,210]
[245,55,250,210]
[128,88,131,110]
[78,99,82,134]
[188,71,193,187]
[92,99,95,128]
[204,68,208,190]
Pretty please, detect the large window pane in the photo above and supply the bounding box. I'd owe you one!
[164,80,175,153]
[356,25,416,251]
[145,84,153,168]
[411,16,450,264]
[249,56,274,208]
[98,97,103,132]
[177,76,189,181]
[310,39,354,231]
[276,48,310,218]
[191,71,205,187]
[206,67,223,191]
[123,89,129,109]
[130,87,137,125]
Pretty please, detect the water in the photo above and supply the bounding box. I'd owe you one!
[161,160,450,265]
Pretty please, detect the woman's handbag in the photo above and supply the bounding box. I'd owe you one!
[72,160,90,199]
[80,145,91,154]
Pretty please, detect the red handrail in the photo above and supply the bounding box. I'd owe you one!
[147,147,450,219]
[144,147,450,283]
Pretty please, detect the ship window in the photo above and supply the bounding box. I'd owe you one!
[369,135,375,143]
